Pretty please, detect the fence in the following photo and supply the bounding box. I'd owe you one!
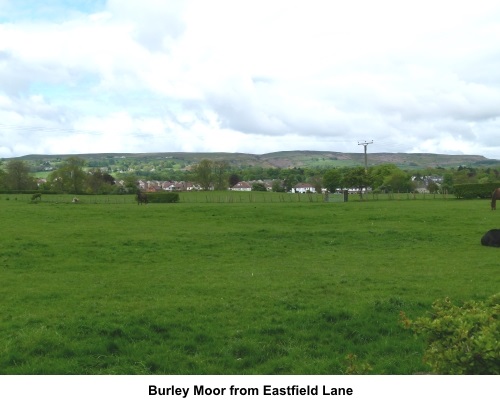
[1,190,455,204]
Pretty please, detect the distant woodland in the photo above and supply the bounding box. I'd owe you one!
[1,151,500,194]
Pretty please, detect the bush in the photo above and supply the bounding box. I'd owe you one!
[400,294,500,374]
[453,183,500,199]
[0,190,55,195]
[146,192,180,203]
[343,353,373,375]
[251,183,267,192]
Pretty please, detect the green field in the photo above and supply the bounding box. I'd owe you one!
[1,193,498,374]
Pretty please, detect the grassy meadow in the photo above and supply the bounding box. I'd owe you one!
[0,192,499,374]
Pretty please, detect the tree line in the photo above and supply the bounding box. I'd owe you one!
[0,158,117,194]
[1,157,500,194]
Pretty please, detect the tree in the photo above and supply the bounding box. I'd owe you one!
[229,173,241,188]
[369,164,399,191]
[86,169,116,194]
[283,174,299,192]
[271,180,285,192]
[251,182,267,192]
[427,180,440,193]
[265,167,281,179]
[118,174,139,194]
[382,170,414,193]
[0,165,5,189]
[342,167,373,198]
[309,175,323,194]
[441,172,454,193]
[3,160,36,190]
[192,159,213,190]
[48,157,87,194]
[322,169,342,192]
[213,160,230,191]
[453,167,476,184]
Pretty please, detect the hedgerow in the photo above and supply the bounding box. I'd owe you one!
[453,183,500,199]
[146,192,180,203]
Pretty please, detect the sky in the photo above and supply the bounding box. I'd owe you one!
[1,0,500,159]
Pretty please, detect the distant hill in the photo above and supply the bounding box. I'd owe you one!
[11,150,500,170]
[258,151,500,169]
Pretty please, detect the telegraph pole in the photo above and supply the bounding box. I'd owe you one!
[358,140,373,171]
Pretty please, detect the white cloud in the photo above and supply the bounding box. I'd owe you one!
[1,0,500,159]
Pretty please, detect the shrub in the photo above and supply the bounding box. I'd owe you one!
[400,294,500,374]
[251,183,267,192]
[146,192,180,203]
[453,183,500,199]
[343,353,373,375]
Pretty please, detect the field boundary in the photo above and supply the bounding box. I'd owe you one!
[0,191,459,204]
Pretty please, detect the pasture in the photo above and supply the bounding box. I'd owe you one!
[0,193,498,374]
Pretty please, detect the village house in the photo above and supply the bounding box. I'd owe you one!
[36,178,47,187]
[161,181,178,191]
[230,181,252,191]
[291,183,316,193]
[137,180,202,192]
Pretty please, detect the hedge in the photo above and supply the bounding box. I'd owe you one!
[0,190,57,195]
[453,183,500,199]
[145,192,180,203]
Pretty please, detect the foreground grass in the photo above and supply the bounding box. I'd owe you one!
[0,195,498,374]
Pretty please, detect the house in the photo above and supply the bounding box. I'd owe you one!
[411,175,443,186]
[186,182,201,191]
[162,181,178,191]
[147,185,162,192]
[230,181,252,191]
[346,187,372,194]
[263,180,274,191]
[292,183,316,193]
[136,179,201,192]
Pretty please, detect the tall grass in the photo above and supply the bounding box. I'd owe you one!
[0,194,497,374]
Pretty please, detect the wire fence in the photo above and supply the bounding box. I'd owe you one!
[1,190,456,205]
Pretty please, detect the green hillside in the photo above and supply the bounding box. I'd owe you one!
[9,150,500,170]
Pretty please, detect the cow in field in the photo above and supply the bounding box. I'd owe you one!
[481,229,500,247]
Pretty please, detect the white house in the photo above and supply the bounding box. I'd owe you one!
[186,182,201,191]
[230,181,252,191]
[292,183,316,193]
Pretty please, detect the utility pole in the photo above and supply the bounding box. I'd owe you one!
[358,140,373,172]
[357,140,373,201]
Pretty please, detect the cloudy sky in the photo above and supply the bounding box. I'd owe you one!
[1,0,500,159]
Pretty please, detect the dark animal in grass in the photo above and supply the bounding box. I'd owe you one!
[481,229,500,247]
[136,191,148,205]
[491,188,500,210]
[31,192,42,202]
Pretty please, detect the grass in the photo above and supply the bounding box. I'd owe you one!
[0,193,498,374]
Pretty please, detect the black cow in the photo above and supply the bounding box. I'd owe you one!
[481,229,500,247]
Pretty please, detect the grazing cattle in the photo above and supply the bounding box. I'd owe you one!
[481,229,500,247]
[136,191,148,205]
[491,188,500,210]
